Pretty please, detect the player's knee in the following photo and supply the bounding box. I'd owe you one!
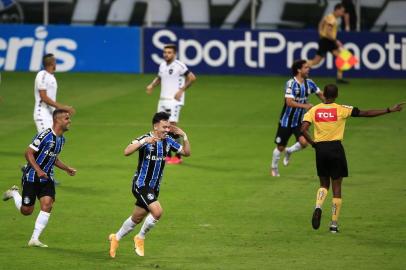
[20,206,34,216]
[277,145,285,152]
[40,203,53,213]
[151,209,163,220]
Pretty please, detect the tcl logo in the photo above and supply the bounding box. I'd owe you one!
[315,108,338,122]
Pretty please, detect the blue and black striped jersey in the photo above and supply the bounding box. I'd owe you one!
[133,133,182,191]
[24,128,65,182]
[279,77,321,128]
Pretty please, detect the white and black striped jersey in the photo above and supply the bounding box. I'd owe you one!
[132,133,182,191]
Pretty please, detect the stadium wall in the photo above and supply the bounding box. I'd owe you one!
[0,24,405,78]
[144,28,406,78]
[0,24,141,73]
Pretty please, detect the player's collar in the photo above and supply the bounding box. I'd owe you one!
[51,128,57,136]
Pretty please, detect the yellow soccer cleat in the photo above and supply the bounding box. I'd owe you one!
[109,234,119,258]
[134,236,144,257]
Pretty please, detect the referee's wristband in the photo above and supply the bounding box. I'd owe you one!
[386,107,391,113]
[183,134,188,141]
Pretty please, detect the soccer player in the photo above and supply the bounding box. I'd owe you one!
[301,84,404,233]
[3,109,77,247]
[108,112,191,258]
[308,3,348,84]
[146,44,196,164]
[34,53,75,132]
[270,59,324,177]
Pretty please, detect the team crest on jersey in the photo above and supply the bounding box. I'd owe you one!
[169,68,173,75]
[23,196,30,205]
[49,141,55,148]
[147,193,155,200]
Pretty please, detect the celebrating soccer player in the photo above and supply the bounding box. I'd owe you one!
[108,112,191,258]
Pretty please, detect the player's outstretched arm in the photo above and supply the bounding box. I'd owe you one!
[356,102,405,117]
[25,147,48,179]
[39,90,75,115]
[124,136,158,156]
[301,121,316,147]
[55,158,76,176]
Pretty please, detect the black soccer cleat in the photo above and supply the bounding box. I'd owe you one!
[312,208,322,230]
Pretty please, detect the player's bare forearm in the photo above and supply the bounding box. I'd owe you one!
[55,158,77,176]
[286,98,312,110]
[39,90,75,114]
[358,103,404,117]
[301,122,315,147]
[181,138,191,157]
[317,92,325,102]
[124,143,142,156]
[183,72,197,91]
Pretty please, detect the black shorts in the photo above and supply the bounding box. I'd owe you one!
[132,183,159,211]
[315,141,348,179]
[274,124,302,146]
[21,178,55,207]
[317,38,338,57]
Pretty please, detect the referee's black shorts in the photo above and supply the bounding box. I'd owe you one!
[317,38,338,57]
[315,141,348,179]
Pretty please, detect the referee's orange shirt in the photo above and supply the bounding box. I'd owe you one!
[303,103,353,142]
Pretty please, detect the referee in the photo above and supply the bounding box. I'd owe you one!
[301,84,404,233]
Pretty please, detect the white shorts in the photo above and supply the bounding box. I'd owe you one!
[157,100,182,123]
[33,109,53,133]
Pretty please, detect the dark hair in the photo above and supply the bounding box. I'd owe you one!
[164,44,177,52]
[42,53,55,67]
[291,59,307,76]
[323,84,339,99]
[53,108,70,120]
[334,3,344,10]
[152,112,170,125]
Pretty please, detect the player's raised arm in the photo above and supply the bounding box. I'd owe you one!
[170,125,191,156]
[353,102,405,117]
[124,136,158,156]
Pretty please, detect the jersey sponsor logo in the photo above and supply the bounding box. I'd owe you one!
[315,108,338,122]
[44,150,57,157]
[146,155,164,161]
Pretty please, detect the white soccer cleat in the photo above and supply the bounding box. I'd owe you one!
[28,239,48,248]
[271,167,280,177]
[2,185,19,201]
[283,151,291,166]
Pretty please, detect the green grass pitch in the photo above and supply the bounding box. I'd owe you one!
[0,72,405,269]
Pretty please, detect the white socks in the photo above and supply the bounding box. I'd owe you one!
[116,216,136,241]
[12,190,22,210]
[138,214,158,239]
[31,210,50,240]
[286,142,303,154]
[271,148,282,168]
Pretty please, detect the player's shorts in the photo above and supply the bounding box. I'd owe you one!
[274,124,302,146]
[317,38,339,57]
[157,99,182,123]
[314,141,348,179]
[132,184,159,211]
[21,177,55,207]
[33,108,53,133]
